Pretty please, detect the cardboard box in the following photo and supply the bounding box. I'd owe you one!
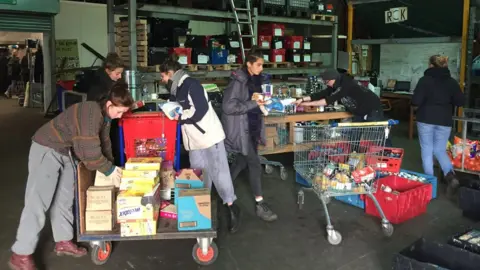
[119,176,160,193]
[116,183,161,222]
[160,169,175,200]
[86,186,115,211]
[160,201,177,219]
[120,219,157,237]
[125,157,163,171]
[177,188,212,231]
[122,170,159,178]
[94,171,115,187]
[85,210,114,231]
[174,169,203,189]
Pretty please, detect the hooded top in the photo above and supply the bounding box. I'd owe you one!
[412,67,464,127]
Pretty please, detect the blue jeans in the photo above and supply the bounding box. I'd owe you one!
[417,122,453,176]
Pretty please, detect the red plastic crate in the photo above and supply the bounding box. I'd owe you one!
[365,175,432,224]
[258,35,272,49]
[270,49,286,63]
[285,36,304,49]
[259,23,285,36]
[366,146,404,173]
[169,48,192,65]
[120,112,178,162]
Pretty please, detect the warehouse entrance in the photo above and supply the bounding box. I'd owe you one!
[0,12,55,112]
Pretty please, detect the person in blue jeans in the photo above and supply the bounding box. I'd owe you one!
[412,55,465,197]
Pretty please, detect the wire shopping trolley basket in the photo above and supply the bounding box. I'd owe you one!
[294,120,398,245]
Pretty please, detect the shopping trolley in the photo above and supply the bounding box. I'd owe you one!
[258,113,289,180]
[294,120,398,245]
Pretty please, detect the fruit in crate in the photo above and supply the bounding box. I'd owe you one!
[134,138,167,158]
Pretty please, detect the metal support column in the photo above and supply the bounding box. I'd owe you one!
[458,0,470,132]
[331,18,338,69]
[347,3,353,73]
[107,0,115,53]
[465,6,476,109]
[128,0,137,71]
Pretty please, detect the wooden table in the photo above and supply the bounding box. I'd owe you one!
[260,111,352,155]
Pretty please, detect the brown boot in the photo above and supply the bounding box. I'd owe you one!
[54,241,87,258]
[8,253,36,270]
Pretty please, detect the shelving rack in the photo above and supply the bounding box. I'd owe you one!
[106,0,338,100]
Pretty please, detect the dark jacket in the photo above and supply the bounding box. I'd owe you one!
[8,56,20,81]
[412,67,464,127]
[311,74,381,116]
[221,68,266,156]
[87,69,114,101]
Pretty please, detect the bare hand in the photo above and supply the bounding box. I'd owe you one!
[294,98,303,106]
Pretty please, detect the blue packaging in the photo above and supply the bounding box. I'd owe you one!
[177,188,212,231]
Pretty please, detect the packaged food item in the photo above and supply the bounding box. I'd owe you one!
[125,157,163,171]
[351,166,375,183]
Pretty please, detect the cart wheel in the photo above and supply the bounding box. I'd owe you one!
[192,241,218,266]
[91,241,112,265]
[382,223,394,237]
[265,165,274,174]
[280,167,288,180]
[322,196,331,204]
[327,230,342,245]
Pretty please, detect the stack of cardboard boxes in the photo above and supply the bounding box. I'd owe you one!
[174,169,212,231]
[84,158,213,236]
[117,157,162,237]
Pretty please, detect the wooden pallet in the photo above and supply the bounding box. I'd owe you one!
[263,62,293,68]
[184,64,236,72]
[311,14,336,22]
[114,19,147,27]
[115,34,148,42]
[294,62,323,67]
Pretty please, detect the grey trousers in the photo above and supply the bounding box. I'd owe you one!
[230,136,263,197]
[189,140,237,205]
[12,142,75,255]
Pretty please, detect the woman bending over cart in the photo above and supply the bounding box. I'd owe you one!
[159,55,241,233]
[222,47,278,222]
[9,82,133,270]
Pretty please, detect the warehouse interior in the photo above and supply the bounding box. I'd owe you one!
[1,0,480,269]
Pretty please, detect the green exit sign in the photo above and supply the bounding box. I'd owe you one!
[0,0,17,4]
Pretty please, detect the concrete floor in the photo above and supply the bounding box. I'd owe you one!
[0,98,477,270]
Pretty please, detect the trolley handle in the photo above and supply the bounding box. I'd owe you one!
[331,119,399,127]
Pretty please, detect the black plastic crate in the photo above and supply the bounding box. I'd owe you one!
[393,238,480,270]
[287,0,311,18]
[147,47,169,66]
[459,187,480,221]
[449,229,480,255]
[259,0,287,16]
[191,48,210,65]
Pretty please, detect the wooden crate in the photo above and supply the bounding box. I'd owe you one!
[115,19,149,64]
[311,14,336,22]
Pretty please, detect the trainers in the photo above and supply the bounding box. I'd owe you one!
[8,253,36,270]
[256,201,278,222]
[54,241,87,258]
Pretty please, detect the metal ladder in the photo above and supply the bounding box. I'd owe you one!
[229,0,256,62]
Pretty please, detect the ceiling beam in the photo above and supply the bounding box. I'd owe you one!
[352,36,461,45]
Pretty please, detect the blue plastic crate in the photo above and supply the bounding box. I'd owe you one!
[399,169,438,199]
[295,173,365,209]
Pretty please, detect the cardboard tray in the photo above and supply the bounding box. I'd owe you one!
[75,163,217,242]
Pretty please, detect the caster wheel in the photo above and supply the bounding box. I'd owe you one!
[297,191,304,210]
[327,230,342,245]
[280,167,288,180]
[382,223,394,237]
[265,165,274,174]
[91,241,112,265]
[192,241,218,266]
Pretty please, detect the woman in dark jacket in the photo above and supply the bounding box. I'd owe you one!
[86,53,125,166]
[222,47,277,222]
[412,55,465,196]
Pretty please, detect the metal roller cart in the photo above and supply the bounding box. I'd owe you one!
[294,120,398,245]
[71,112,219,266]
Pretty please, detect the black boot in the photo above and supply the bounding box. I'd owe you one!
[445,171,460,198]
[227,203,241,233]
